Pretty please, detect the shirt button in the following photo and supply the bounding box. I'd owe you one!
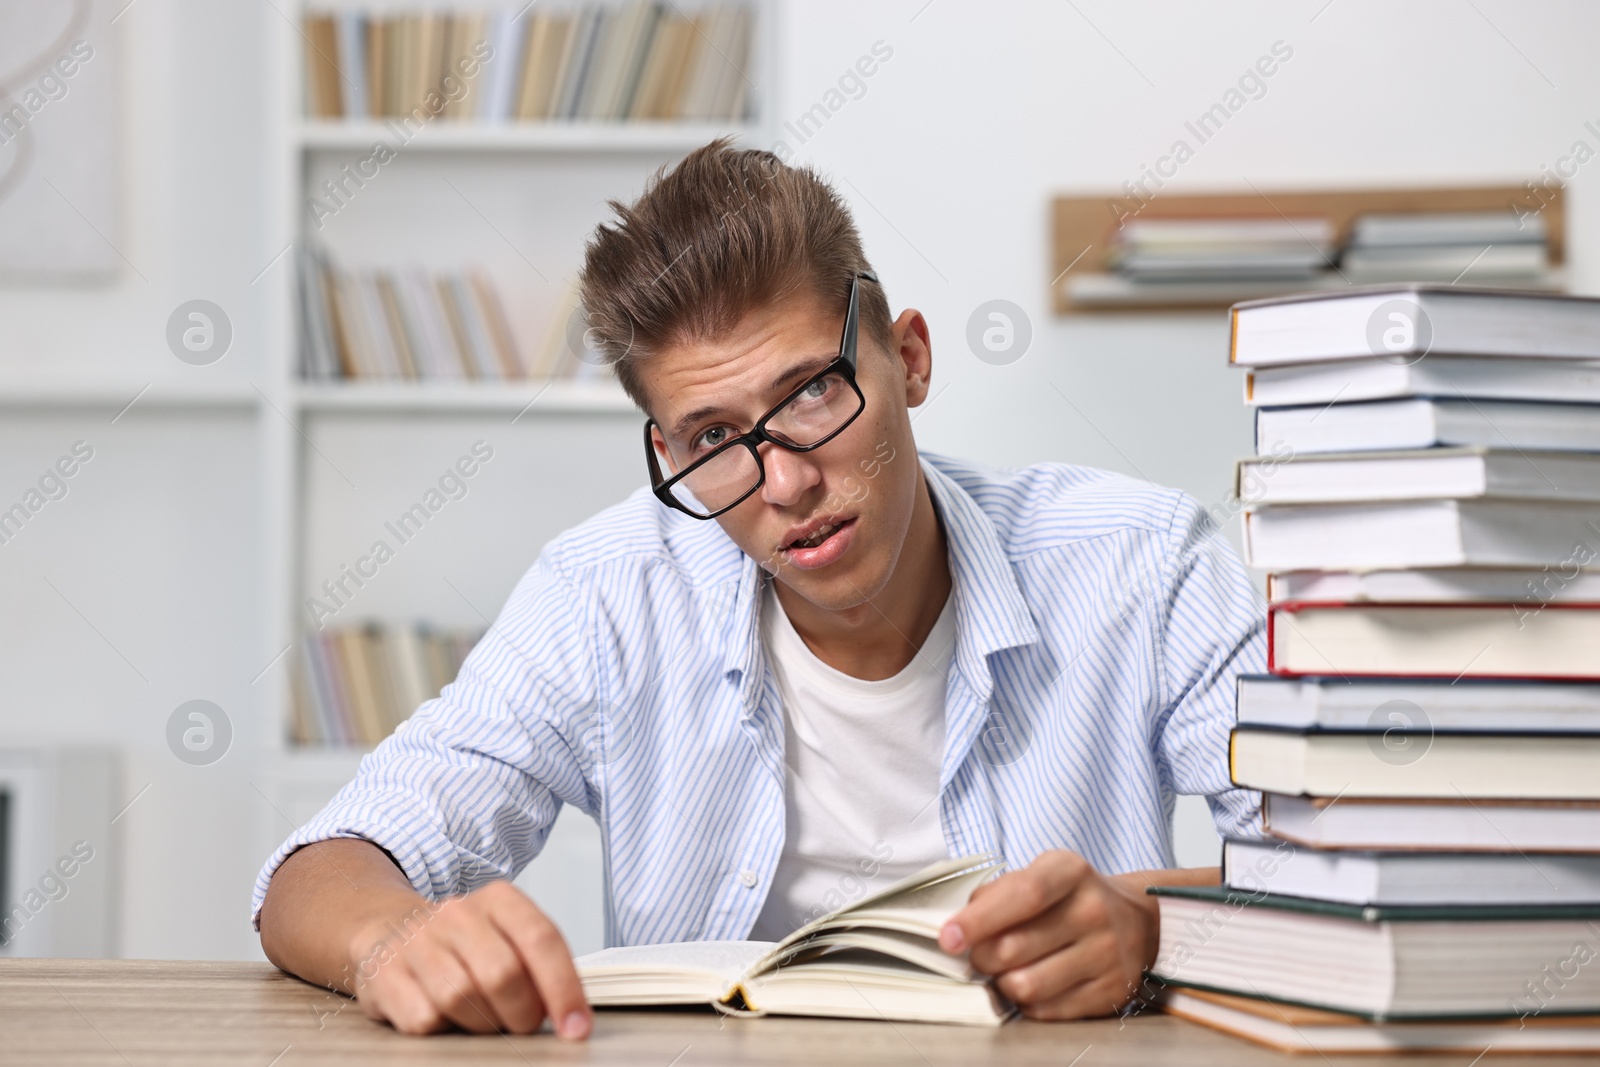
[739,869,757,888]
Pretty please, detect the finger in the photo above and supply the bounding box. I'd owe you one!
[485,883,592,1040]
[967,895,1074,974]
[969,878,1117,974]
[993,928,1117,1008]
[440,908,546,1035]
[404,934,506,1034]
[360,969,449,1035]
[1019,969,1134,1022]
[940,853,1089,953]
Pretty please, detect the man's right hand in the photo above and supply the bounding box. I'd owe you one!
[348,880,592,1037]
[259,838,592,1038]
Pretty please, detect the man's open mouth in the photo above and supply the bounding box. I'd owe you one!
[781,515,856,554]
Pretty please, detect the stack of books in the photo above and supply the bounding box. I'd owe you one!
[292,622,483,746]
[303,3,752,124]
[1109,218,1335,283]
[1341,211,1552,286]
[299,251,612,383]
[1145,284,1600,1054]
[1067,216,1338,307]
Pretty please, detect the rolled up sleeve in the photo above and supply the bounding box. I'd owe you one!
[251,548,600,929]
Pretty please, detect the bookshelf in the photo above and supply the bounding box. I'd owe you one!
[255,0,776,952]
[1051,184,1566,313]
[264,0,778,771]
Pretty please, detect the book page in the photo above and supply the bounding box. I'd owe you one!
[577,940,773,980]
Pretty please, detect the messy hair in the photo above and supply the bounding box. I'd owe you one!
[578,138,891,415]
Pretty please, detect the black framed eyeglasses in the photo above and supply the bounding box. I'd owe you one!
[645,270,879,520]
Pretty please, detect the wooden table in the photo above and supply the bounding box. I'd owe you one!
[2,959,1588,1065]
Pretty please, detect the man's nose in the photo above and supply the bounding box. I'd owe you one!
[758,443,822,508]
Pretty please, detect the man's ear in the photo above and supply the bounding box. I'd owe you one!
[890,309,932,407]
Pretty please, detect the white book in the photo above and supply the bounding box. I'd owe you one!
[1223,837,1600,906]
[1263,793,1600,853]
[479,9,529,122]
[1242,499,1600,571]
[558,5,608,120]
[1268,600,1600,679]
[1237,447,1600,506]
[1349,211,1546,248]
[1237,674,1600,733]
[398,269,465,380]
[1116,251,1329,280]
[1255,397,1600,455]
[335,13,369,120]
[1267,567,1600,603]
[1229,728,1600,800]
[1118,217,1336,250]
[1342,244,1547,283]
[1230,285,1600,368]
[577,854,1012,1026]
[1244,355,1600,407]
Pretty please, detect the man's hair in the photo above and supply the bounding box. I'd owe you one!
[578,138,891,416]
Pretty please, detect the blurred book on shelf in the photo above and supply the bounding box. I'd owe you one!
[291,621,484,746]
[1342,210,1549,283]
[298,250,612,383]
[1145,283,1600,1054]
[302,3,753,124]
[1109,218,1335,281]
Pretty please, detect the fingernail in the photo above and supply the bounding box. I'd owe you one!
[559,1011,591,1040]
[940,923,964,952]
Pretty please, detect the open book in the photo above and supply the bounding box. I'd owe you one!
[575,854,1013,1026]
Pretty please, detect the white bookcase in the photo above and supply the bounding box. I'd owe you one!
[256,1,779,953]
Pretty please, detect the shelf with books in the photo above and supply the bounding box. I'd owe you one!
[1051,184,1566,313]
[301,3,758,129]
[292,620,483,747]
[295,120,760,153]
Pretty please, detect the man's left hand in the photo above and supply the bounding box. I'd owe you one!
[938,850,1159,1020]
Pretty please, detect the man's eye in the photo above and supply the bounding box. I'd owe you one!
[799,378,831,401]
[694,426,730,452]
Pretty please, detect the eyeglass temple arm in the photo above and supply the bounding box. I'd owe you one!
[842,270,877,370]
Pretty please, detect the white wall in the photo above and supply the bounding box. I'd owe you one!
[3,0,1598,958]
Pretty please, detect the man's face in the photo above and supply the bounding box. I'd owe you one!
[641,287,929,615]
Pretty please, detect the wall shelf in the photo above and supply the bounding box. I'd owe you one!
[1050,183,1565,314]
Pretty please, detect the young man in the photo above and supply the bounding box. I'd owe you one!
[256,140,1264,1038]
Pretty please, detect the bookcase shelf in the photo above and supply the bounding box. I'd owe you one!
[0,378,261,409]
[296,120,762,153]
[293,379,636,415]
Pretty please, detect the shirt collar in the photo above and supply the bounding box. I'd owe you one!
[720,451,1041,703]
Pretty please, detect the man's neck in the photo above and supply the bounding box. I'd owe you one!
[771,468,952,681]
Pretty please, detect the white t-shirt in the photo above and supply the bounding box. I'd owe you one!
[748,577,956,941]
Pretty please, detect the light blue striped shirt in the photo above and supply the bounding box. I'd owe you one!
[254,451,1265,944]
